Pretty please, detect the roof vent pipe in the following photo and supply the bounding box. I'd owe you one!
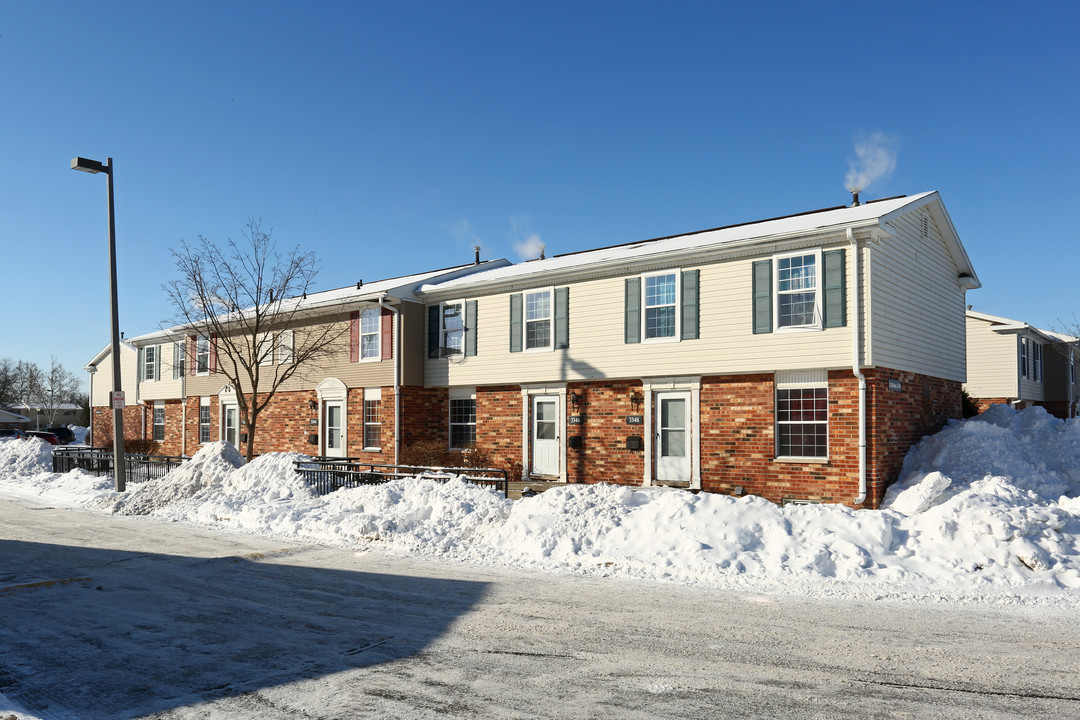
[850,188,861,207]
[474,245,481,265]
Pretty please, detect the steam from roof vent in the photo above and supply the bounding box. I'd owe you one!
[845,130,899,201]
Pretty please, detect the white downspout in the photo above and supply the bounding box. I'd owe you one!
[849,228,867,506]
[379,297,402,466]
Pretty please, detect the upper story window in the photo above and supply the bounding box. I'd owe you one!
[143,345,159,382]
[624,272,697,344]
[644,273,678,340]
[775,251,819,329]
[360,308,381,360]
[1033,342,1043,382]
[753,249,845,334]
[276,330,294,364]
[196,335,210,375]
[172,341,185,379]
[428,301,475,358]
[525,290,552,349]
[1022,338,1043,382]
[442,302,464,355]
[258,334,273,366]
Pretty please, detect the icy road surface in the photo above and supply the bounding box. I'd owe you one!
[1,498,1077,719]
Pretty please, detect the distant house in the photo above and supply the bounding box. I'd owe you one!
[3,402,83,430]
[0,408,31,430]
[965,310,1078,418]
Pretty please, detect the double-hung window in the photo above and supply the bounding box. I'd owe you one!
[360,308,380,360]
[172,341,185,379]
[775,252,819,329]
[276,330,294,364]
[199,397,211,444]
[525,290,552,349]
[143,345,158,382]
[775,371,828,459]
[363,388,381,449]
[196,335,210,375]
[1020,337,1030,379]
[1032,342,1043,382]
[442,302,464,356]
[152,402,165,442]
[644,273,678,340]
[450,396,477,448]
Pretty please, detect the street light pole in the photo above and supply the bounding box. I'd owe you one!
[72,156,127,492]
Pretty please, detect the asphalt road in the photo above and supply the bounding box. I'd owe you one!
[1,497,1077,719]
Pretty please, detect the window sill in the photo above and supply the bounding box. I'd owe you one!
[362,447,381,452]
[774,325,823,334]
[773,456,829,464]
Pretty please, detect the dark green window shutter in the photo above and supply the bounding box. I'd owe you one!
[752,260,772,334]
[137,347,144,382]
[554,287,569,349]
[681,270,699,340]
[625,277,641,344]
[427,305,440,358]
[823,249,846,328]
[465,300,478,356]
[509,294,523,353]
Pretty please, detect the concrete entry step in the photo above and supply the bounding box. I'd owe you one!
[507,481,563,500]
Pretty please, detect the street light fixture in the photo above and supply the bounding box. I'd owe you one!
[71,156,127,492]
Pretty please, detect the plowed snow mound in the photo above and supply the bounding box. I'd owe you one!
[109,441,246,515]
[0,437,53,477]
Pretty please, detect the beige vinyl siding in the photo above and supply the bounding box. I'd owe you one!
[138,342,184,401]
[427,250,856,387]
[867,208,968,382]
[964,317,1018,399]
[89,346,138,407]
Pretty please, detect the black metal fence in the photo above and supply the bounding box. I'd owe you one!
[53,447,188,485]
[294,458,509,497]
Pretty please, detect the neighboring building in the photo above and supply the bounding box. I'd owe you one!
[84,340,139,447]
[415,191,979,508]
[0,408,31,430]
[125,261,509,460]
[3,402,84,430]
[965,310,1078,418]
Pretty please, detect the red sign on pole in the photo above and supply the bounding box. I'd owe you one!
[111,391,126,410]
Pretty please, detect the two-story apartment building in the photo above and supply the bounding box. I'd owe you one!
[414,191,978,508]
[965,309,1078,418]
[106,261,509,461]
[88,191,979,508]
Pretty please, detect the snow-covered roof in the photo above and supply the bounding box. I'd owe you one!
[137,259,511,341]
[0,408,30,423]
[967,309,1065,344]
[84,339,138,370]
[419,192,979,296]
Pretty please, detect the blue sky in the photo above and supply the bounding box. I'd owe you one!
[2,1,1077,389]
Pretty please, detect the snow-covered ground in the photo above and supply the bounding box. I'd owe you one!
[2,404,1079,608]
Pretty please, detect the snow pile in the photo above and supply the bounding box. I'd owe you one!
[69,425,89,444]
[109,441,246,515]
[0,437,53,476]
[0,407,1078,606]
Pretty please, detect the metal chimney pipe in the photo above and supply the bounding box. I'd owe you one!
[851,190,861,206]
[474,245,481,264]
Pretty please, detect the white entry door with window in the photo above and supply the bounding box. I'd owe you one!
[531,395,560,476]
[324,401,345,458]
[655,391,691,483]
[223,405,239,448]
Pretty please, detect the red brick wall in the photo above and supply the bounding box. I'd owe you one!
[564,380,645,486]
[475,386,524,463]
[90,404,147,447]
[345,388,396,462]
[399,386,448,449]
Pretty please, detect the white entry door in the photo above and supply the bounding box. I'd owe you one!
[324,401,345,458]
[223,405,239,448]
[655,391,691,483]
[531,396,560,476]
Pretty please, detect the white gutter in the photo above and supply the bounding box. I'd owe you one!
[849,228,868,506]
[379,297,402,465]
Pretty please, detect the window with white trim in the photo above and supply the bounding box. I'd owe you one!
[1032,341,1043,382]
[643,273,678,340]
[196,335,210,375]
[441,302,464,356]
[450,397,477,448]
[775,371,828,459]
[525,290,552,349]
[360,308,380,360]
[144,345,159,382]
[276,330,294,364]
[363,388,381,449]
[153,402,165,442]
[173,341,185,379]
[199,397,211,444]
[774,251,821,329]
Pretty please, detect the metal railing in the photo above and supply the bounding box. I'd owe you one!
[295,457,509,497]
[53,447,188,485]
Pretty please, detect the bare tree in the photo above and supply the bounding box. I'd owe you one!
[39,356,81,427]
[13,360,44,410]
[164,220,348,460]
[0,358,16,407]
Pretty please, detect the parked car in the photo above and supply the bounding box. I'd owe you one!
[45,427,76,444]
[25,430,60,445]
[0,428,25,439]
